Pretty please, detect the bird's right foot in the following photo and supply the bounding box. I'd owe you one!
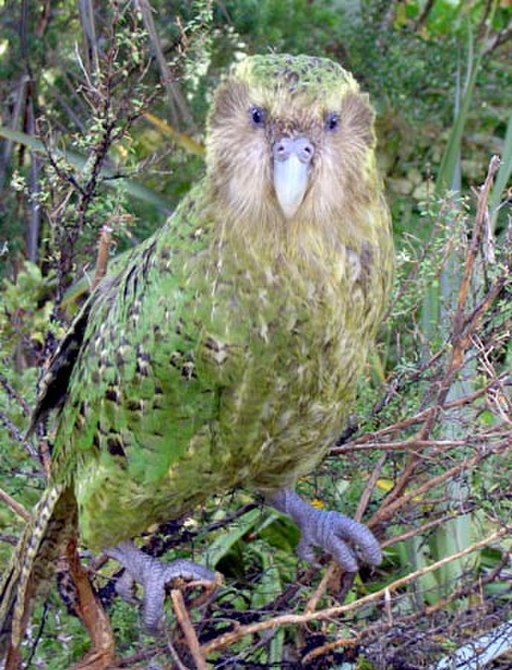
[105,540,217,633]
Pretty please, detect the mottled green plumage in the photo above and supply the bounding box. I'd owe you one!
[1,54,393,655]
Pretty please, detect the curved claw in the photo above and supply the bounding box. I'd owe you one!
[267,489,382,572]
[106,541,217,633]
[298,510,382,571]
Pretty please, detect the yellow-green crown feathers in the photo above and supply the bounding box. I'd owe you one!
[230,54,359,99]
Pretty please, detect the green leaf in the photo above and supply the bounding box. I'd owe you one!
[436,27,481,194]
[201,507,262,568]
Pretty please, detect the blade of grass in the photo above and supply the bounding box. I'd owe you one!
[489,112,512,234]
[436,28,481,193]
[143,111,205,157]
[201,507,262,569]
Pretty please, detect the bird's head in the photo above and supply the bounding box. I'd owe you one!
[206,54,379,247]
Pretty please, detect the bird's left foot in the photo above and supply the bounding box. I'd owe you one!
[105,540,217,633]
[268,488,382,572]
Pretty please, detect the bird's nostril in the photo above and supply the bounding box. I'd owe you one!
[273,138,292,162]
[294,138,314,164]
[273,137,314,163]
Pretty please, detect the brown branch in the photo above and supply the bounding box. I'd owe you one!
[483,19,512,56]
[65,536,117,670]
[356,452,387,521]
[413,0,436,31]
[302,635,357,664]
[135,0,191,127]
[336,427,509,452]
[200,526,511,656]
[477,0,494,39]
[455,155,500,326]
[381,157,502,507]
[171,589,207,670]
[334,438,468,452]
[369,441,509,528]
[0,487,30,521]
[302,548,511,664]
[380,508,473,549]
[334,375,508,452]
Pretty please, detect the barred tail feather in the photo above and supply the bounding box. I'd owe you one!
[0,484,77,663]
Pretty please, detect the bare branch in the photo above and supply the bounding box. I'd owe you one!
[413,0,436,31]
[201,526,512,655]
[483,19,512,56]
[0,488,30,522]
[171,589,208,670]
[135,0,192,127]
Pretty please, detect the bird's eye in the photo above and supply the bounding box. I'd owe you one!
[250,106,266,127]
[325,112,340,132]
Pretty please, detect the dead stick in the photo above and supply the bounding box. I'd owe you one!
[454,155,500,325]
[171,589,207,670]
[201,525,511,656]
[338,381,504,449]
[0,487,30,521]
[164,631,191,670]
[381,157,502,506]
[369,442,509,528]
[380,510,466,548]
[303,547,512,664]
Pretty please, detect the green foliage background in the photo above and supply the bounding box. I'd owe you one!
[0,1,511,668]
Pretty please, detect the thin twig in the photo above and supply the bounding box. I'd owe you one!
[303,548,512,664]
[455,155,500,324]
[200,525,511,655]
[483,19,512,56]
[135,0,191,127]
[380,508,474,548]
[165,630,192,670]
[0,371,31,415]
[370,441,509,528]
[381,157,502,507]
[0,487,30,521]
[413,0,436,31]
[0,411,38,460]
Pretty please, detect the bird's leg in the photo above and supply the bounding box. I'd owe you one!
[267,488,382,572]
[105,540,216,633]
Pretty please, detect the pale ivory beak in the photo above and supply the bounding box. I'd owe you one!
[273,137,314,219]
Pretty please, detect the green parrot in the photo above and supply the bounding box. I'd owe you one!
[0,54,393,655]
